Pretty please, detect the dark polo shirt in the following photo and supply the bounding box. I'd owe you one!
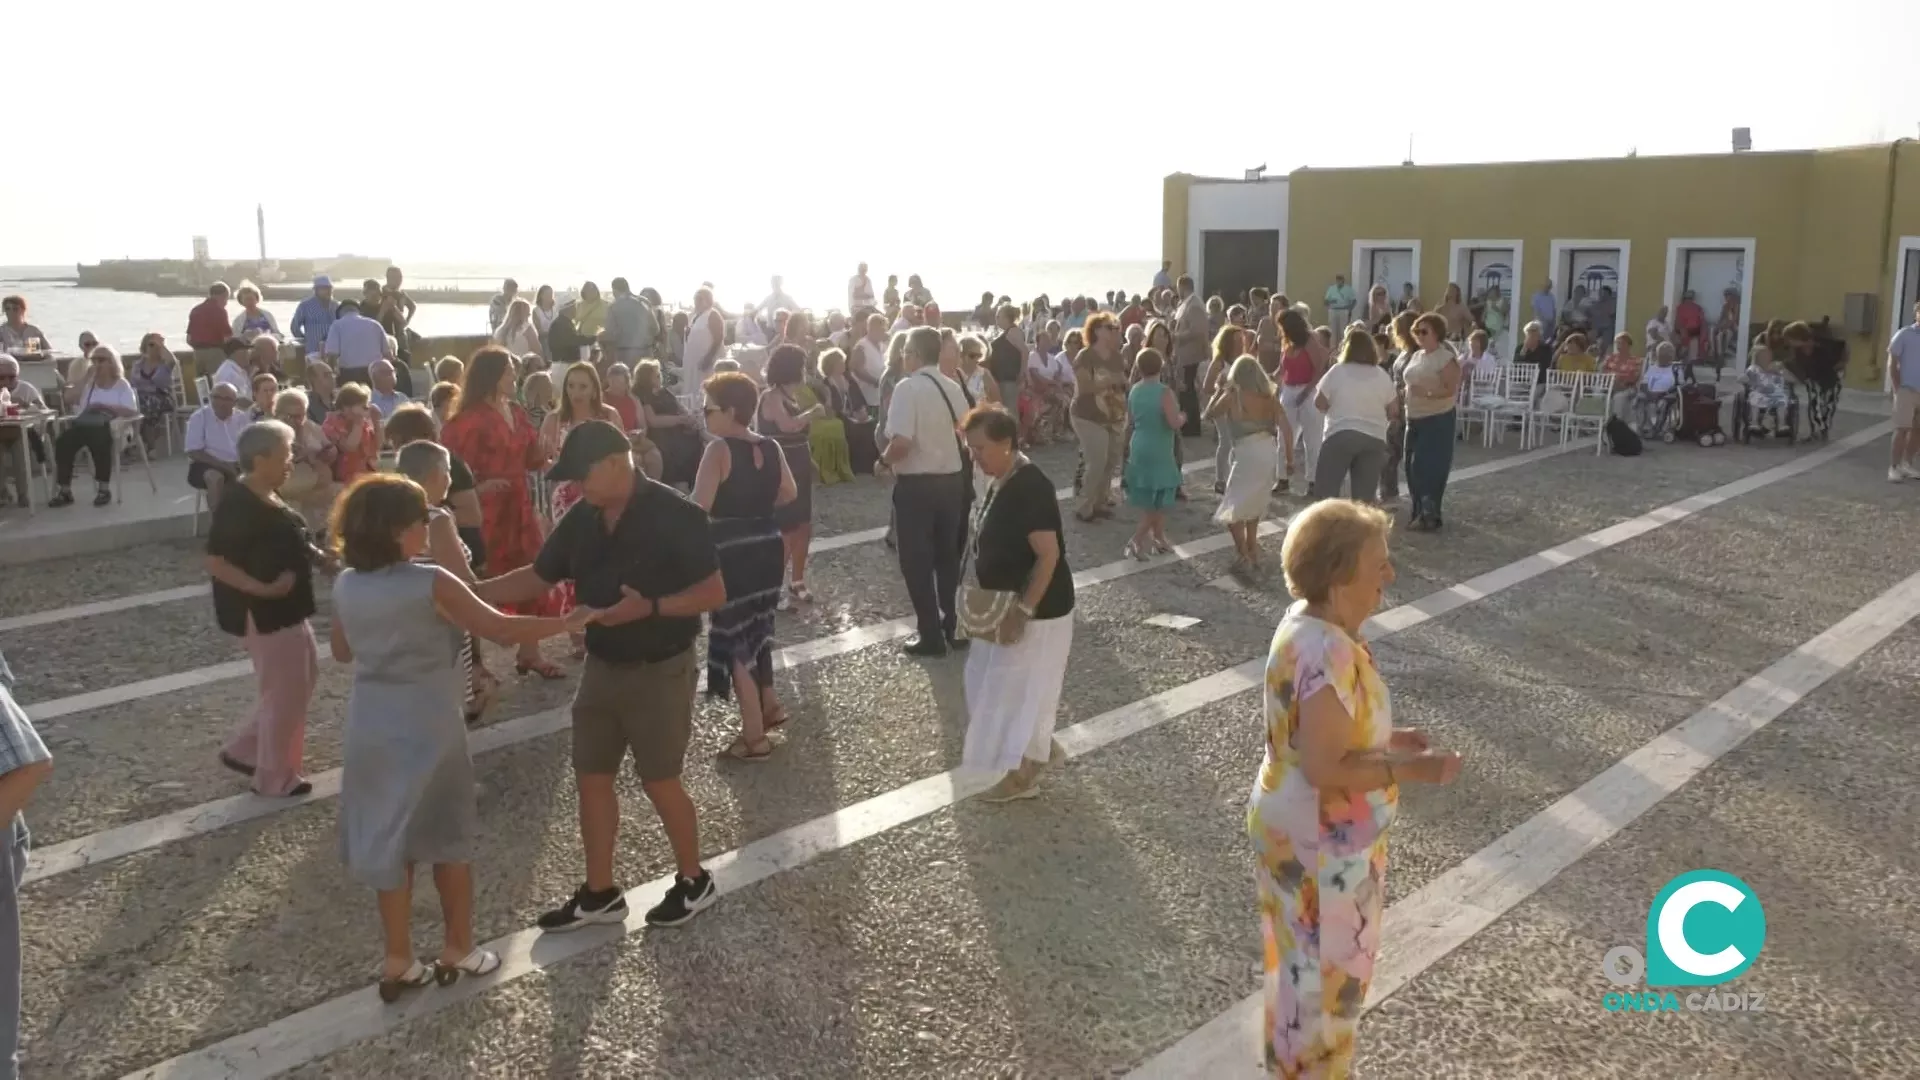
[532,475,717,663]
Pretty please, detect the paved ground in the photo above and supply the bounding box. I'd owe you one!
[4,418,1917,1078]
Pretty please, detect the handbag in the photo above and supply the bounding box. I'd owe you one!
[956,463,1028,645]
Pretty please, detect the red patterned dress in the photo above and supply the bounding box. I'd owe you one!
[440,399,558,616]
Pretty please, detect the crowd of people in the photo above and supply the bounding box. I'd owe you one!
[0,266,1909,1078]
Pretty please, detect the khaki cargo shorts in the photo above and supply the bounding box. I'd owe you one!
[1894,387,1920,430]
[571,648,697,782]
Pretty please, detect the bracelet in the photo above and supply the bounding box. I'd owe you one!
[1017,601,1036,618]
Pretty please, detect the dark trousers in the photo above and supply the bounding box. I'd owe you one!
[893,471,966,644]
[1405,410,1457,521]
[1381,413,1406,497]
[54,422,115,487]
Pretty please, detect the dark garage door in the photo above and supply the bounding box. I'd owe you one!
[1202,230,1279,306]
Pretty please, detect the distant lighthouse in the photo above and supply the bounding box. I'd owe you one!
[256,204,266,261]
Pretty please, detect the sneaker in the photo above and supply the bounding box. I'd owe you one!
[645,871,717,927]
[1901,463,1920,480]
[537,884,629,932]
[47,488,74,508]
[1891,467,1908,484]
[93,486,112,507]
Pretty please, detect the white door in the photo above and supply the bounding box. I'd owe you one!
[1365,248,1415,305]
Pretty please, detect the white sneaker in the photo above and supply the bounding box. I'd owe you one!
[1891,467,1908,483]
[1901,463,1920,480]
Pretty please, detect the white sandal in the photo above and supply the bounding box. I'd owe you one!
[433,947,502,986]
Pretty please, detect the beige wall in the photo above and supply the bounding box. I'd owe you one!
[1261,142,1919,388]
[1162,174,1194,281]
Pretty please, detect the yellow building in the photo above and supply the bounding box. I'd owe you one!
[1164,141,1920,389]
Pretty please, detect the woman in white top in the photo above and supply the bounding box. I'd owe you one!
[51,345,141,507]
[493,298,544,360]
[1311,326,1400,503]
[229,282,283,342]
[851,313,890,411]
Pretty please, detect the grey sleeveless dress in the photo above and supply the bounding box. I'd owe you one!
[333,559,476,890]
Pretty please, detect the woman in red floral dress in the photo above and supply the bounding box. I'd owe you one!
[440,345,565,678]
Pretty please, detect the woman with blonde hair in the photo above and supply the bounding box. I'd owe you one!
[1401,313,1463,530]
[1313,326,1400,502]
[493,298,543,360]
[230,281,282,342]
[273,386,341,530]
[1251,499,1461,1076]
[1436,282,1473,341]
[1202,324,1247,493]
[1364,283,1394,333]
[1206,355,1292,573]
[49,344,140,507]
[808,348,857,485]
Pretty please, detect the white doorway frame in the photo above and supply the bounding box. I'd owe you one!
[1351,238,1423,310]
[1548,238,1632,343]
[1890,236,1920,391]
[1661,237,1757,376]
[1447,238,1524,341]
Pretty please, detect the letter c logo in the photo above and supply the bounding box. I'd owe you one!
[1645,870,1766,988]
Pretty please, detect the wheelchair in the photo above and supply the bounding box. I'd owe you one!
[1730,382,1800,446]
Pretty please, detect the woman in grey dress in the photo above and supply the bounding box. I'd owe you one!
[328,469,594,1001]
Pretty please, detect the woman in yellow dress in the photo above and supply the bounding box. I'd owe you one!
[807,348,856,485]
[1250,500,1462,1077]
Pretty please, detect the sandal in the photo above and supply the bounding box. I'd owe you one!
[723,736,774,762]
[378,959,435,1003]
[789,582,814,604]
[433,948,501,986]
[515,659,565,680]
[761,702,790,733]
[217,751,255,777]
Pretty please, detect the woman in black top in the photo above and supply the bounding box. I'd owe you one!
[958,405,1075,803]
[205,419,332,797]
[987,303,1029,440]
[635,359,702,489]
[694,372,799,759]
[1516,320,1555,388]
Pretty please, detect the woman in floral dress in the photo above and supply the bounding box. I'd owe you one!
[537,362,622,653]
[439,346,563,678]
[1250,500,1461,1077]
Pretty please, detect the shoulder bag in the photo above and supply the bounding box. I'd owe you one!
[957,463,1029,645]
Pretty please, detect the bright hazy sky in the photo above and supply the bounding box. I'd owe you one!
[9,0,1919,268]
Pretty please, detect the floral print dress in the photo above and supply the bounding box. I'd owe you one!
[1247,605,1397,1079]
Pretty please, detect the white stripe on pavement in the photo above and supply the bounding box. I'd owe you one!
[21,441,1567,724]
[27,439,1585,881]
[118,428,1880,1080]
[1,459,1220,633]
[1127,565,1920,1080]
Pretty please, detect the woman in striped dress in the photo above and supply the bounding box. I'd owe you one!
[696,372,798,761]
[757,344,824,607]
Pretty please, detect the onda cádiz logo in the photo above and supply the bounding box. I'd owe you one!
[1599,870,1768,1014]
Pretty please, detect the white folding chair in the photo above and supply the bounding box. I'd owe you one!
[165,364,189,455]
[1484,363,1538,447]
[1457,365,1505,444]
[1528,370,1582,448]
[1564,372,1615,453]
[107,415,159,502]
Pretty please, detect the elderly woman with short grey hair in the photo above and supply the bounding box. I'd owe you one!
[205,419,332,797]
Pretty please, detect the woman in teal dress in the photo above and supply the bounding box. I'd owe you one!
[1123,347,1185,560]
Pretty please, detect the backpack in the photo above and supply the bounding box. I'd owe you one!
[1606,416,1642,456]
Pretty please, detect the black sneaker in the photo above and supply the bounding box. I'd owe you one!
[92,486,112,507]
[48,488,74,508]
[537,884,628,932]
[646,871,717,927]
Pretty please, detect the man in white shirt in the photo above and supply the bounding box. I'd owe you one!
[184,380,251,510]
[1888,301,1920,481]
[368,359,410,418]
[881,326,971,657]
[760,276,798,320]
[847,263,877,318]
[0,356,50,505]
[852,313,889,411]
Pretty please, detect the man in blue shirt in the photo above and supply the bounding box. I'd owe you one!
[289,276,336,359]
[1531,280,1558,336]
[323,298,396,388]
[0,650,51,1080]
[1152,260,1173,294]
